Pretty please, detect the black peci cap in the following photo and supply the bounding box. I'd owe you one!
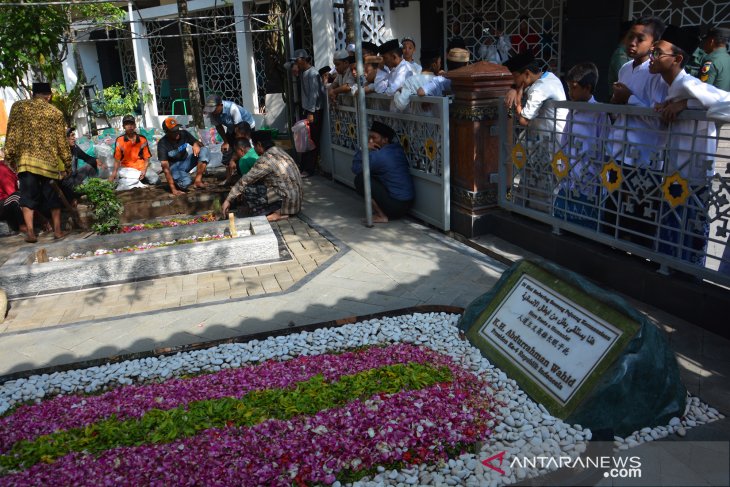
[370,120,395,141]
[378,39,400,55]
[251,129,273,145]
[503,51,536,72]
[662,25,700,55]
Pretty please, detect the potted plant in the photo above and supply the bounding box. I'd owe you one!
[51,83,86,128]
[99,83,153,128]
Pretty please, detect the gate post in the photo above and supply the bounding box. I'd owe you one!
[446,61,512,237]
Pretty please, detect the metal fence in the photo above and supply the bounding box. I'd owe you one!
[328,93,451,231]
[498,100,730,286]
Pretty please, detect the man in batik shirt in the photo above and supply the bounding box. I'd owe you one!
[221,130,302,222]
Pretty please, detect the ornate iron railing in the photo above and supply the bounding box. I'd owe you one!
[498,100,730,286]
[328,93,451,230]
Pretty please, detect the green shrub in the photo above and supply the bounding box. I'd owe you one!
[76,179,123,234]
[100,83,153,118]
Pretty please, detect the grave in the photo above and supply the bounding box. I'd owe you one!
[0,216,280,298]
[459,259,686,436]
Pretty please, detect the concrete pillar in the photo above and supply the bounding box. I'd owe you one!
[311,0,334,71]
[446,61,512,237]
[236,0,259,113]
[129,5,159,129]
[310,0,335,173]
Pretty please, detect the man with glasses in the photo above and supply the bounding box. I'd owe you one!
[651,25,730,266]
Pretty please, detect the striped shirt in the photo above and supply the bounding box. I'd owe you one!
[225,145,302,215]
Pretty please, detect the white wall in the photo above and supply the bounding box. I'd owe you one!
[311,0,335,71]
[388,1,421,64]
[77,42,103,91]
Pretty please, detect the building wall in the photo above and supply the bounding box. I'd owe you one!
[389,1,422,62]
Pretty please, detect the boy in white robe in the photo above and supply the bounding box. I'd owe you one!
[380,39,414,96]
[651,25,730,266]
[554,63,610,229]
[392,48,451,113]
[604,16,668,247]
[503,51,568,213]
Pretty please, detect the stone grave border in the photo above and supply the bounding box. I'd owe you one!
[0,216,280,299]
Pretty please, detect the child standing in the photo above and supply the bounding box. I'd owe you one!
[401,37,422,74]
[605,16,668,247]
[554,63,610,229]
[393,48,451,112]
[651,25,730,266]
[503,51,568,213]
[503,51,568,138]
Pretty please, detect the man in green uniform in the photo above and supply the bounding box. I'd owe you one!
[699,27,730,91]
[607,21,632,98]
[685,46,706,78]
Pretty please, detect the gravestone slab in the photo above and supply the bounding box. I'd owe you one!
[0,216,280,298]
[459,259,686,437]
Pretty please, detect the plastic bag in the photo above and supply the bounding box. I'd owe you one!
[116,167,147,191]
[94,144,115,179]
[292,119,315,153]
[145,166,160,185]
[76,136,96,157]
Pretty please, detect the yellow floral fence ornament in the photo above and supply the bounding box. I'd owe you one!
[511,143,526,169]
[551,150,570,180]
[400,134,410,153]
[347,123,356,139]
[424,137,437,161]
[662,172,690,208]
[334,120,341,135]
[601,160,623,193]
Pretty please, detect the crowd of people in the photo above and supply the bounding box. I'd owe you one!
[1,22,729,257]
[503,18,730,269]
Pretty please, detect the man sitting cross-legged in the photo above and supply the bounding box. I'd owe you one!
[157,117,210,196]
[351,121,414,223]
[221,130,302,222]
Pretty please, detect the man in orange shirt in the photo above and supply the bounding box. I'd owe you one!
[110,115,151,183]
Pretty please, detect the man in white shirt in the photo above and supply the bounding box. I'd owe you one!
[503,51,568,140]
[606,16,667,247]
[329,49,355,105]
[380,39,415,96]
[503,51,568,216]
[651,25,730,266]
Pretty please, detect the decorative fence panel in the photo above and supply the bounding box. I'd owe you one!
[195,7,244,105]
[328,94,451,231]
[332,0,390,52]
[446,0,563,72]
[498,100,730,285]
[629,0,730,27]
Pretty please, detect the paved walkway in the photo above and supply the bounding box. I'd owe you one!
[0,177,506,376]
[1,218,338,332]
[1,175,728,442]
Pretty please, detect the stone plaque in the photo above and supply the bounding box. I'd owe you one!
[465,260,640,418]
[480,274,621,405]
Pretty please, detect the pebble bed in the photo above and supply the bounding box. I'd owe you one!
[0,313,722,486]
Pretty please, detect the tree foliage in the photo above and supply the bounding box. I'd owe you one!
[0,1,122,94]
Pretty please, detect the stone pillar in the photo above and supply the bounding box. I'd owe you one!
[235,0,258,113]
[446,61,512,238]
